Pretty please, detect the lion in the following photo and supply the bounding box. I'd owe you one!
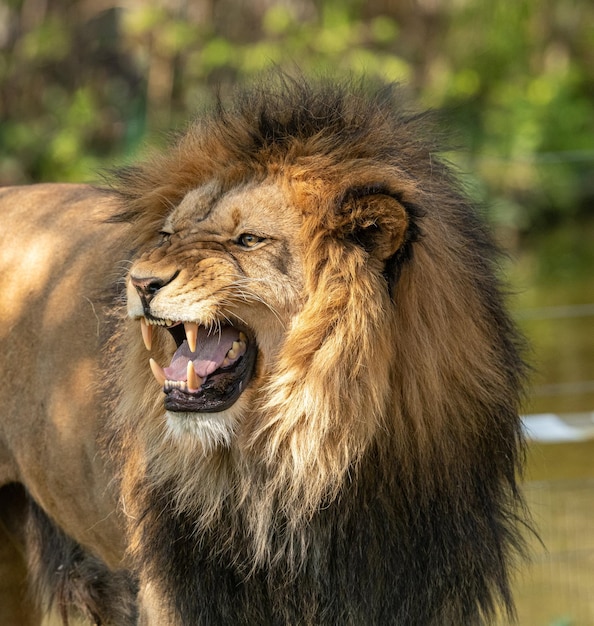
[0,77,529,625]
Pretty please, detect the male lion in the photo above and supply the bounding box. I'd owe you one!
[0,77,528,625]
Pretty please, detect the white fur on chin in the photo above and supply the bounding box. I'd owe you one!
[164,407,240,452]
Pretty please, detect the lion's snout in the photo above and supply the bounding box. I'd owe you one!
[130,269,179,308]
[128,268,181,323]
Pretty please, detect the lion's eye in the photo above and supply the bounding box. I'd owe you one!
[236,233,265,249]
[158,231,172,245]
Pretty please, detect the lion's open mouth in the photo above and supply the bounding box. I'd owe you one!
[141,319,257,413]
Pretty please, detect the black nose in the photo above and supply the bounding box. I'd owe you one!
[130,271,178,306]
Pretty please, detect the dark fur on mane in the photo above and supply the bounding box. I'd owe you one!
[106,75,530,625]
[137,442,526,625]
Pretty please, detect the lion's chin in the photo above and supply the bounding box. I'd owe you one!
[164,406,241,451]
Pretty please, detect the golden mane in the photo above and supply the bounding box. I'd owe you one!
[104,76,528,624]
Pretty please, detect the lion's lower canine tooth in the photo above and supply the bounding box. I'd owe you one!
[140,318,153,351]
[149,358,166,387]
[186,360,203,392]
[185,322,198,353]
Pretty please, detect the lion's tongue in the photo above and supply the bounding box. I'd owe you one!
[164,327,238,381]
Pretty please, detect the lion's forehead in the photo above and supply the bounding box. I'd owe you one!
[168,180,299,237]
[165,182,222,228]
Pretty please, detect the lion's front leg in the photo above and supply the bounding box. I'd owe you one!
[0,532,41,626]
[0,485,42,626]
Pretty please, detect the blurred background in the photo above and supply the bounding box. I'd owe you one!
[1,0,593,623]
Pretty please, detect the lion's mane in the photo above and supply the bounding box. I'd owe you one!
[107,77,528,625]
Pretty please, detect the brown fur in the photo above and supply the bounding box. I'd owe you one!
[0,77,528,625]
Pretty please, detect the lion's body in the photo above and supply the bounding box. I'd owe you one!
[0,185,135,624]
[0,79,528,625]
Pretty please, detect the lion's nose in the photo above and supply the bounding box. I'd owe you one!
[130,271,178,305]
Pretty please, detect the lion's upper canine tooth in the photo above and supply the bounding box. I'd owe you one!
[149,358,166,387]
[185,322,198,353]
[186,360,203,392]
[140,317,153,351]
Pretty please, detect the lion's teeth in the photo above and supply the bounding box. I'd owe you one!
[186,360,203,392]
[149,358,166,387]
[185,322,198,353]
[140,318,153,351]
[226,340,245,361]
[165,380,185,391]
[239,332,247,343]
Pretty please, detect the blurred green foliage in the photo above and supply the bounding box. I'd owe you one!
[0,0,592,233]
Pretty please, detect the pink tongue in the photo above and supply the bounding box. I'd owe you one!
[164,326,239,381]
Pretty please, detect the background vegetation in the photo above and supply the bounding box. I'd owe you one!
[1,0,593,235]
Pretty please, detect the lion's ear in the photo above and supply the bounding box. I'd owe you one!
[348,194,409,262]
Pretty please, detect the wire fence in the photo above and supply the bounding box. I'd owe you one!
[506,299,594,624]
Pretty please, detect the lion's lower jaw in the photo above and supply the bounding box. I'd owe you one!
[164,408,239,451]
